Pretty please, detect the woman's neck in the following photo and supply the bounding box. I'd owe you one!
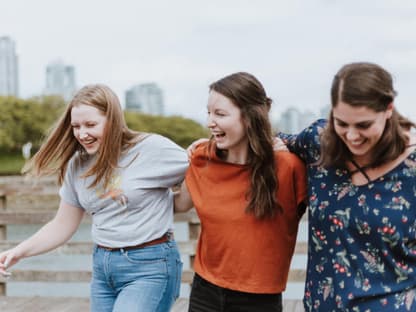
[225,147,249,165]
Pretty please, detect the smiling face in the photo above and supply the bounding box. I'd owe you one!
[332,101,393,164]
[71,104,107,155]
[206,90,248,162]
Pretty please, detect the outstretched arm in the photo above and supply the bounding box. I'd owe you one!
[0,200,84,275]
[174,181,194,212]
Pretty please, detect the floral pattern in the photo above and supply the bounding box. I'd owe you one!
[279,119,416,311]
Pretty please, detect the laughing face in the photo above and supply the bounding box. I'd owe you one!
[332,101,393,165]
[206,90,248,161]
[71,104,107,155]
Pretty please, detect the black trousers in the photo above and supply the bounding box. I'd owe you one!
[188,274,283,312]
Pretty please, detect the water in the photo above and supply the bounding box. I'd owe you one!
[5,221,307,299]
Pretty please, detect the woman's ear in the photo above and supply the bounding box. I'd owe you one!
[386,102,394,119]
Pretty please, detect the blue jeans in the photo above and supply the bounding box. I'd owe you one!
[90,239,182,312]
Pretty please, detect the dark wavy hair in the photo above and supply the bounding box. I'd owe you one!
[320,62,415,169]
[208,72,280,219]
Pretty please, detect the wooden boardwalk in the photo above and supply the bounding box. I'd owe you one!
[0,297,304,312]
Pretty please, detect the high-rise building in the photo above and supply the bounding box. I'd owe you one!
[0,36,19,97]
[278,106,317,133]
[44,60,76,102]
[125,83,164,115]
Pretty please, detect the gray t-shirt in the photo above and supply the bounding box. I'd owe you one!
[59,134,188,247]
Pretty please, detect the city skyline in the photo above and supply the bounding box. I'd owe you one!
[0,36,18,97]
[125,82,165,115]
[44,59,76,102]
[1,1,416,124]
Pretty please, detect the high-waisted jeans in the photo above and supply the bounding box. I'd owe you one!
[90,239,182,312]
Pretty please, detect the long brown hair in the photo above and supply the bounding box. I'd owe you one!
[209,72,280,219]
[320,62,415,169]
[23,84,144,189]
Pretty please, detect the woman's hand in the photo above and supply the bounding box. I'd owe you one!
[187,138,209,158]
[0,247,22,277]
[273,137,289,151]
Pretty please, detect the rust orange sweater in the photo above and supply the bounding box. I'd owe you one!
[185,144,307,294]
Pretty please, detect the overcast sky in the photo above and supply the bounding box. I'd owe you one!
[2,0,416,124]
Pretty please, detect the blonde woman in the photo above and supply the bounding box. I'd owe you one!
[0,84,188,312]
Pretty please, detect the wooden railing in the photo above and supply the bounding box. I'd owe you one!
[0,176,307,302]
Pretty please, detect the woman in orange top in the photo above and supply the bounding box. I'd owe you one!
[175,72,307,312]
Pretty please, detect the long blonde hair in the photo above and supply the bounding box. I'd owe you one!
[23,84,144,189]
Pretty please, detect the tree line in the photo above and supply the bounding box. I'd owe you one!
[0,96,208,153]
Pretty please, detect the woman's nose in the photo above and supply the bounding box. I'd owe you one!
[345,128,360,141]
[207,116,216,128]
[79,131,89,139]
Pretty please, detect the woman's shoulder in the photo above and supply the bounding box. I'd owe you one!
[66,151,87,175]
[134,133,184,151]
[137,133,166,145]
[274,150,305,169]
[188,142,217,167]
[302,118,327,136]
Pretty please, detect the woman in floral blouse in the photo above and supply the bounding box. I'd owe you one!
[279,62,416,311]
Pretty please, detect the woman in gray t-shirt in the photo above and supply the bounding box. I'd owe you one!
[0,84,188,312]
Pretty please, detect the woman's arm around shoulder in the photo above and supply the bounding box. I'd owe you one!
[277,118,327,163]
[174,181,194,213]
[277,151,308,218]
[140,134,189,188]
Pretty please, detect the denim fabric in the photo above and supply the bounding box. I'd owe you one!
[90,239,182,312]
[189,274,282,312]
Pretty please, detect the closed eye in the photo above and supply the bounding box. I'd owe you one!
[214,110,227,117]
[335,120,348,128]
[355,122,372,130]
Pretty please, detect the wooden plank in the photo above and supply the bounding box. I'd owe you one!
[0,211,58,225]
[288,269,306,282]
[0,296,302,312]
[294,241,307,254]
[173,210,200,223]
[0,268,305,284]
[171,297,189,312]
[6,193,60,211]
[0,209,307,226]
[283,299,305,312]
[0,210,200,225]
[0,240,198,256]
[0,296,89,312]
[0,240,306,256]
[0,270,92,283]
[0,175,57,186]
[0,193,6,240]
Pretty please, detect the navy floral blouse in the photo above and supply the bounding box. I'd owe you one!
[279,119,416,312]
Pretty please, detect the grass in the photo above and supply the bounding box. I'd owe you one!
[0,152,26,175]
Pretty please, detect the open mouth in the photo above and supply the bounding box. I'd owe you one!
[82,139,97,147]
[348,139,366,147]
[212,132,226,139]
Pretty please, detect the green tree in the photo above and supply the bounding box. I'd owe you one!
[0,96,65,152]
[124,112,208,148]
[0,95,207,152]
